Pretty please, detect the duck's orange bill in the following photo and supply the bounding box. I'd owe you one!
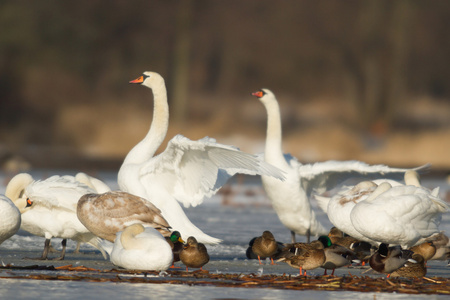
[129,76,144,84]
[252,91,264,98]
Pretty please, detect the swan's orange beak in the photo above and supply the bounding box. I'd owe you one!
[129,76,144,84]
[251,91,264,98]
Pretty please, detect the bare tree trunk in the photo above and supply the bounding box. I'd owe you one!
[385,0,414,126]
[171,0,193,125]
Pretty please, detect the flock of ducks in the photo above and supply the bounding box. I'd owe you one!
[0,71,449,276]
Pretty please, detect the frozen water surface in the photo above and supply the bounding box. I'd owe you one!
[0,170,449,299]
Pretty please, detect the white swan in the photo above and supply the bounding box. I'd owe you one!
[109,223,173,271]
[118,72,285,244]
[75,172,111,193]
[252,89,430,243]
[350,171,448,248]
[5,174,107,259]
[77,191,171,242]
[317,179,403,244]
[0,194,21,245]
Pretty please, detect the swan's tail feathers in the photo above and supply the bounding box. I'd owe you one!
[85,236,110,260]
[196,234,222,245]
[96,238,113,258]
[313,194,330,213]
[412,163,432,174]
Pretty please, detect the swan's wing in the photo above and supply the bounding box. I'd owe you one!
[75,172,111,193]
[297,161,430,197]
[140,134,285,207]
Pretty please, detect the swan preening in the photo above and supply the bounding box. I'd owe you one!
[252,88,430,243]
[5,173,109,259]
[316,170,448,248]
[118,72,285,244]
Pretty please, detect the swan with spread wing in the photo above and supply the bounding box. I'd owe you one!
[118,72,285,244]
[252,89,429,243]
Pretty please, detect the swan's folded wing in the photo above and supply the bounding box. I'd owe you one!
[298,160,430,197]
[140,134,285,208]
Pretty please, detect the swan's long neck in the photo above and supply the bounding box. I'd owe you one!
[121,224,144,250]
[123,80,169,165]
[5,173,33,201]
[263,99,289,168]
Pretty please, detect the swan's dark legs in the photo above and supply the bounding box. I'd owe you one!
[290,231,296,243]
[53,239,67,260]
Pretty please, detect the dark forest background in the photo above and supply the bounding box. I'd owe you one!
[0,0,449,172]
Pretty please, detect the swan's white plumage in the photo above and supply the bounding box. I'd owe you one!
[350,175,448,248]
[252,89,430,242]
[119,72,285,244]
[109,224,173,271]
[6,174,107,257]
[0,195,21,245]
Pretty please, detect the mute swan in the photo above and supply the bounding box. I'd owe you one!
[179,236,210,271]
[350,171,448,248]
[6,174,106,260]
[118,72,285,244]
[77,191,171,242]
[75,172,111,193]
[0,195,21,245]
[110,224,173,271]
[252,89,429,243]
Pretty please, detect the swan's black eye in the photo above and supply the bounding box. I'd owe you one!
[26,198,33,207]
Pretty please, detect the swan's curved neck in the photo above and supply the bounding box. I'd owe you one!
[123,80,169,165]
[5,173,33,201]
[121,225,144,249]
[263,99,288,167]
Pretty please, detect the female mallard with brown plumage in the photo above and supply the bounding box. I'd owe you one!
[277,240,326,275]
[391,253,427,278]
[249,231,279,265]
[179,236,210,271]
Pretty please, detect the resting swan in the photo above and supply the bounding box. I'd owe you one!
[110,223,173,271]
[5,173,107,260]
[252,89,430,243]
[118,72,285,244]
[0,194,21,245]
[350,171,448,248]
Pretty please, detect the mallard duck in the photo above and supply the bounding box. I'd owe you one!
[110,224,173,271]
[249,231,279,265]
[369,243,415,276]
[77,191,172,242]
[277,240,326,275]
[166,231,184,266]
[426,232,450,261]
[327,227,372,264]
[391,254,427,278]
[409,242,436,261]
[318,236,359,276]
[179,236,210,271]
